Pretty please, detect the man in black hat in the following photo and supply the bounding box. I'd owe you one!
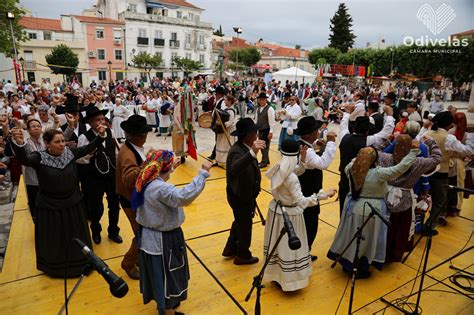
[77,106,122,244]
[295,117,337,260]
[337,106,395,214]
[223,118,266,265]
[384,92,399,123]
[116,115,152,279]
[256,92,275,168]
[208,86,227,161]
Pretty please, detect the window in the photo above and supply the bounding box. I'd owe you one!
[188,13,194,20]
[162,9,168,16]
[154,30,163,39]
[97,49,105,60]
[24,51,33,61]
[198,35,205,44]
[171,32,177,41]
[140,72,148,82]
[98,70,107,81]
[199,54,205,64]
[138,28,147,38]
[115,50,122,60]
[113,30,121,40]
[171,52,178,64]
[96,29,104,39]
[116,71,124,81]
[128,4,137,12]
[43,31,52,40]
[177,11,182,18]
[28,32,37,39]
[185,53,192,59]
[185,33,191,44]
[27,71,35,83]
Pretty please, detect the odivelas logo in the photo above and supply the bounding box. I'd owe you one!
[403,3,469,48]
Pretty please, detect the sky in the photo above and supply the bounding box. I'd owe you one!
[19,0,474,49]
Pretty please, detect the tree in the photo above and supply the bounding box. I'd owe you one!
[213,25,224,37]
[295,44,301,50]
[45,44,79,80]
[328,3,356,53]
[229,47,261,69]
[172,56,203,77]
[131,51,163,83]
[308,47,340,65]
[0,0,28,57]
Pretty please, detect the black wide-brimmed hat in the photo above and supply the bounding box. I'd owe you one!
[256,92,268,99]
[121,115,152,134]
[63,93,86,113]
[82,106,109,123]
[385,92,396,101]
[280,139,300,156]
[294,116,323,136]
[231,118,259,137]
[215,86,226,95]
[283,92,292,98]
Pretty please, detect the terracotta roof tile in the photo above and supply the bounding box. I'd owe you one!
[20,17,63,31]
[451,29,474,37]
[72,15,124,25]
[150,0,202,10]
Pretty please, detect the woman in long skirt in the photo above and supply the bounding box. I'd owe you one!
[263,139,336,291]
[132,150,211,314]
[215,95,236,166]
[111,98,128,142]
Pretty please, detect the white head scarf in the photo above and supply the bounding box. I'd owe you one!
[265,155,298,193]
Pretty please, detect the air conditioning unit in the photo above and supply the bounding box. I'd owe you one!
[88,50,96,58]
[114,39,121,45]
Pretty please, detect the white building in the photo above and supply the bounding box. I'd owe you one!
[96,0,213,81]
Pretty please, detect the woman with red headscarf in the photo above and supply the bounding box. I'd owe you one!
[447,112,469,216]
[131,149,211,315]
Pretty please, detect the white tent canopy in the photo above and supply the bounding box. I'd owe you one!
[272,67,316,83]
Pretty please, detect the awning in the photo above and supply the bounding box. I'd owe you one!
[146,1,165,9]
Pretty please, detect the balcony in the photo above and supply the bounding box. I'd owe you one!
[137,37,149,46]
[120,11,213,30]
[170,40,180,49]
[24,60,36,69]
[154,38,165,47]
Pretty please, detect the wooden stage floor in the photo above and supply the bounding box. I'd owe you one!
[0,146,472,314]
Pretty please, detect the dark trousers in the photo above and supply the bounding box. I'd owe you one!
[427,174,449,225]
[25,184,39,221]
[120,196,139,270]
[83,174,120,236]
[258,128,271,164]
[338,175,349,216]
[303,205,320,250]
[225,192,255,259]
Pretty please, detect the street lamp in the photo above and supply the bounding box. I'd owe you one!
[218,48,225,82]
[6,12,20,84]
[19,57,25,81]
[233,27,243,74]
[107,60,112,81]
[390,47,395,75]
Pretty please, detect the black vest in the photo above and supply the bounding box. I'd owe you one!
[85,128,116,177]
[339,134,367,173]
[298,142,323,197]
[61,123,87,144]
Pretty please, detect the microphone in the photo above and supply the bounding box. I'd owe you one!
[280,206,301,250]
[74,238,129,298]
[365,202,390,226]
[445,185,474,195]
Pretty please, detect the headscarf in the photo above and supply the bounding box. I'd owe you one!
[265,155,299,193]
[393,134,412,164]
[131,149,174,210]
[350,147,377,198]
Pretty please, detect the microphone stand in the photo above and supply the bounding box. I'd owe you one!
[330,206,386,315]
[58,264,93,315]
[244,227,286,315]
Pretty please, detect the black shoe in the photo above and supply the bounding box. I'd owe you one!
[258,163,268,169]
[207,155,215,160]
[92,234,101,244]
[108,234,123,244]
[234,256,259,265]
[156,133,161,137]
[180,156,186,164]
[437,217,448,227]
[311,255,318,262]
[222,247,236,258]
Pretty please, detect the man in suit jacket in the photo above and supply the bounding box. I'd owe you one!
[223,118,266,265]
[116,115,151,279]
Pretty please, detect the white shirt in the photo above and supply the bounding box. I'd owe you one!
[76,129,116,164]
[349,100,366,121]
[340,112,395,146]
[281,103,302,129]
[130,142,146,161]
[408,111,422,122]
[296,139,336,171]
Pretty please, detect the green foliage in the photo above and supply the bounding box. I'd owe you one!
[309,41,474,85]
[172,56,203,77]
[0,0,28,57]
[213,25,224,37]
[229,47,261,67]
[45,44,79,76]
[328,3,356,53]
[131,52,163,82]
[295,44,301,49]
